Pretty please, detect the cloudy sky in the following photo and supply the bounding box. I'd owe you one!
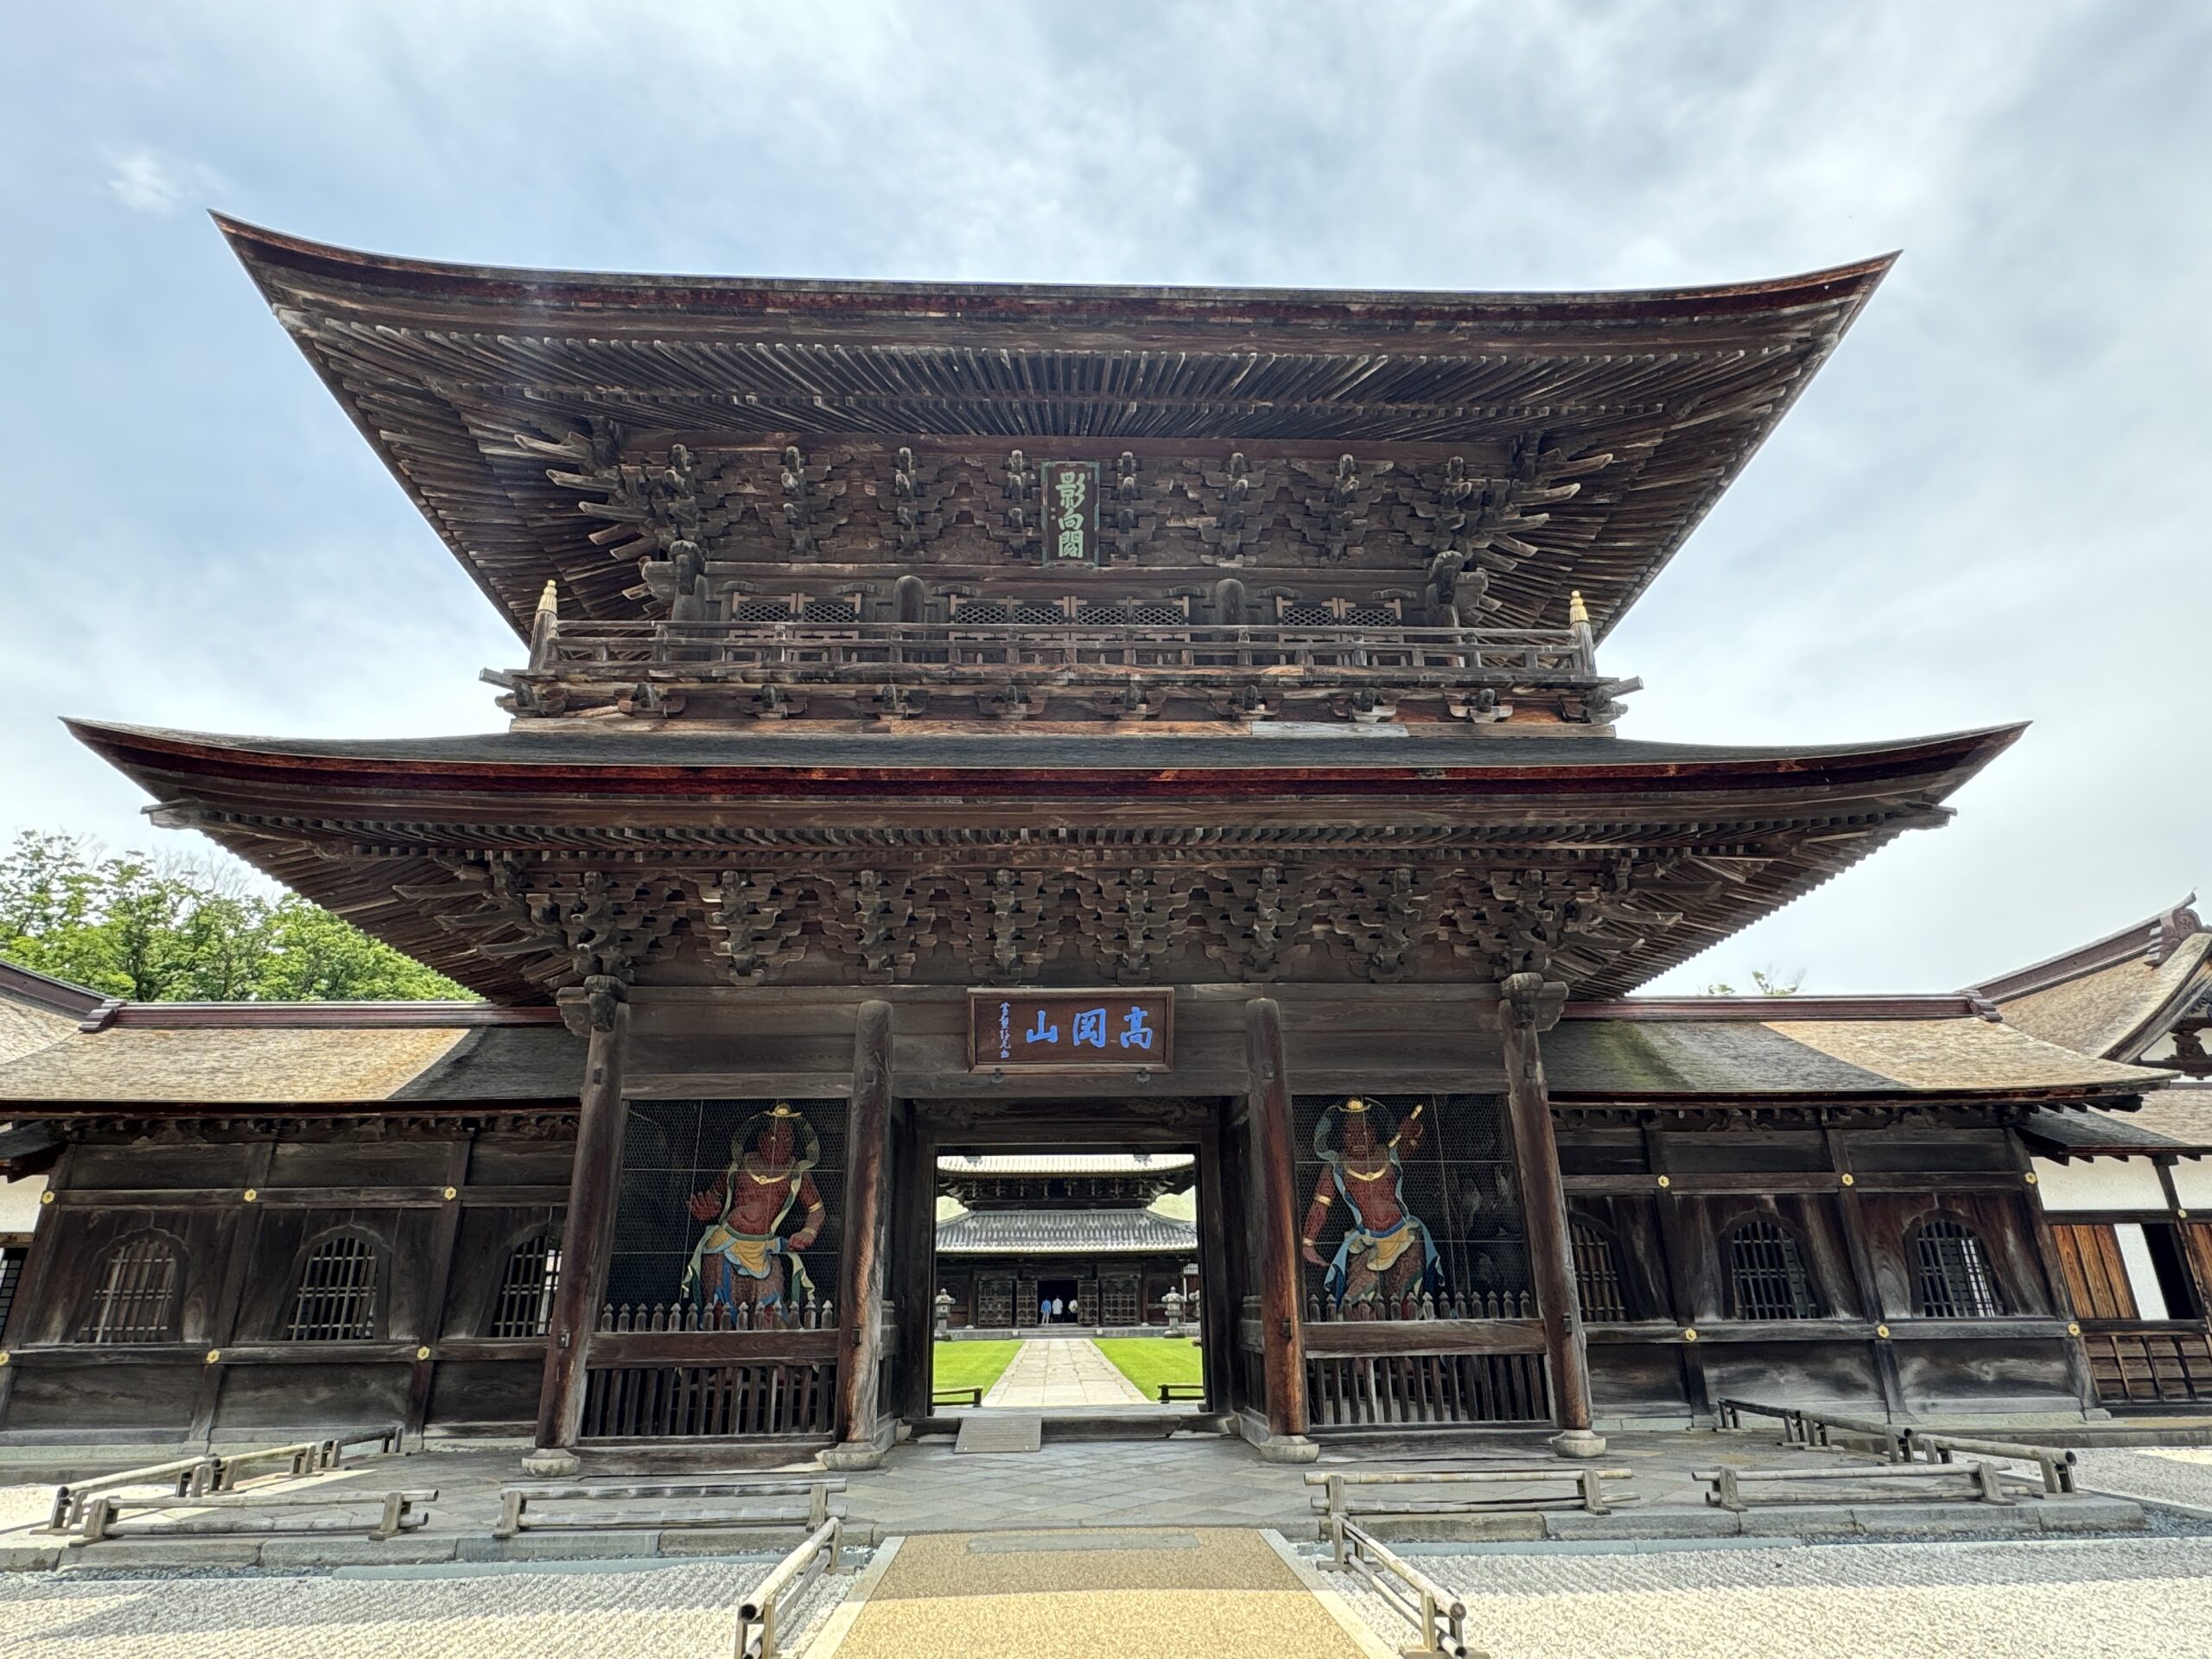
[2,1,2204,995]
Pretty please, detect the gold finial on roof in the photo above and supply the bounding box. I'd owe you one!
[1568,590,1589,627]
[537,579,559,615]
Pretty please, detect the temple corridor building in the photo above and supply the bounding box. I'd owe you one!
[0,221,2205,1466]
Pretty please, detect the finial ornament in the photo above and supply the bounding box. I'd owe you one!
[1567,589,1589,627]
[537,579,559,615]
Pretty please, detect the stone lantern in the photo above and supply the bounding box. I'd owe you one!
[932,1287,953,1340]
[1162,1287,1186,1336]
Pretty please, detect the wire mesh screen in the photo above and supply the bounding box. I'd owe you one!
[1912,1218,2006,1319]
[1569,1216,1630,1322]
[76,1233,181,1343]
[607,1099,847,1321]
[489,1231,563,1338]
[1293,1093,1529,1319]
[1726,1219,1821,1319]
[285,1233,382,1341]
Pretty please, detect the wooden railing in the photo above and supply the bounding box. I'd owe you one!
[533,619,1596,681]
[580,1298,842,1440]
[1304,1293,1551,1427]
[1308,1290,1536,1323]
[492,618,1633,723]
[2082,1323,2212,1405]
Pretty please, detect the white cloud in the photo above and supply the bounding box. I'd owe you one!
[101,144,221,214]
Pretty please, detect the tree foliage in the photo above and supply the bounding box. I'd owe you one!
[1702,967,1805,996]
[0,831,470,1001]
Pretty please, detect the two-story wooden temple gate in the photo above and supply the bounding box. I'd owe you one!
[0,223,2171,1465]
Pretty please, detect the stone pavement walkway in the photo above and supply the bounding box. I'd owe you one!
[981,1338,1151,1408]
[817,1528,1382,1659]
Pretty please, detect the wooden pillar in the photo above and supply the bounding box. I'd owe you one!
[1243,996,1309,1448]
[530,976,628,1471]
[1825,1128,1907,1419]
[404,1135,474,1443]
[1642,1127,1713,1421]
[1197,1117,1234,1414]
[188,1135,277,1445]
[889,1109,936,1423]
[1497,972,1603,1454]
[2012,1128,2100,1413]
[831,1000,894,1465]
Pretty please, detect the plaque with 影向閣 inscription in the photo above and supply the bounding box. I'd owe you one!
[1038,461,1100,568]
[968,988,1173,1071]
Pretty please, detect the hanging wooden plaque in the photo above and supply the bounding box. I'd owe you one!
[969,988,1173,1071]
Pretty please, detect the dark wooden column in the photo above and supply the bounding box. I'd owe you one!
[2011,1128,2100,1412]
[1244,996,1309,1448]
[1197,1116,1234,1414]
[529,976,628,1473]
[1641,1127,1713,1421]
[889,1107,935,1424]
[830,999,894,1465]
[1497,972,1604,1454]
[1825,1128,1908,1419]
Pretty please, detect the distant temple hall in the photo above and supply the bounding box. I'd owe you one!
[1,222,2209,1465]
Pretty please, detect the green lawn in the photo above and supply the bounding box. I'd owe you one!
[1094,1336,1205,1400]
[931,1339,1021,1398]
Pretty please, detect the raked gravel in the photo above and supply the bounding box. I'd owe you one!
[1319,1535,2212,1659]
[0,1552,854,1658]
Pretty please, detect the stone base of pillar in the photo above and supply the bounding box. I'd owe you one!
[822,1441,887,1471]
[521,1446,582,1478]
[1549,1427,1609,1459]
[1235,1408,1320,1463]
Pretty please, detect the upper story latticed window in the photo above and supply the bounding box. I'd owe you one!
[1726,1218,1823,1320]
[77,1232,182,1344]
[489,1230,563,1339]
[1911,1217,2006,1319]
[286,1230,383,1341]
[1569,1215,1629,1323]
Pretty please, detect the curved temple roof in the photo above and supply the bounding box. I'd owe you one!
[217,217,1891,640]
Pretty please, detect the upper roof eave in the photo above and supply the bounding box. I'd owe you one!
[215,213,1895,336]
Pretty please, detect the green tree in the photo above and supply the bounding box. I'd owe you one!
[0,830,469,1001]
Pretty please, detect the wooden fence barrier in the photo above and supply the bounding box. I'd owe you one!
[931,1387,983,1408]
[47,1455,219,1533]
[1906,1432,2078,1496]
[1319,1516,1477,1659]
[1306,1465,1633,1522]
[79,1487,435,1541]
[1713,1399,1912,1461]
[1696,1461,2024,1513]
[494,1476,845,1540]
[1157,1382,1206,1404]
[733,1517,845,1659]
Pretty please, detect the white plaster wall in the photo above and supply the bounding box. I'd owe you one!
[2032,1156,2168,1212]
[2170,1159,2212,1211]
[2113,1223,2171,1320]
[0,1175,47,1236]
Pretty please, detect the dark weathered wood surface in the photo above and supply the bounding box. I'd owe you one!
[534,987,626,1452]
[835,1001,893,1446]
[1246,997,1306,1439]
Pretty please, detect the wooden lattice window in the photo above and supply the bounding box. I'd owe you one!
[77,1232,182,1344]
[730,597,794,624]
[801,595,860,623]
[286,1231,383,1341]
[488,1230,563,1338]
[1910,1217,2006,1319]
[1103,1274,1140,1326]
[1726,1219,1822,1320]
[1569,1215,1629,1323]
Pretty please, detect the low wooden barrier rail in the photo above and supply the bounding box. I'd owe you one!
[1306,1465,1633,1522]
[734,1517,845,1659]
[1157,1382,1206,1403]
[79,1487,435,1542]
[48,1455,218,1533]
[1696,1462,2024,1512]
[1906,1432,2078,1496]
[931,1386,983,1408]
[1714,1399,1912,1461]
[494,1475,845,1540]
[1320,1516,1475,1659]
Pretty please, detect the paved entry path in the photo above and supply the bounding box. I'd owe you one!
[981,1338,1151,1408]
[814,1528,1384,1659]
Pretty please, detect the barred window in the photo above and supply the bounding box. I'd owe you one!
[286,1231,382,1341]
[77,1232,181,1344]
[801,596,860,623]
[951,601,1008,625]
[488,1231,563,1338]
[1014,601,1071,625]
[1569,1215,1629,1323]
[1131,601,1190,626]
[1726,1219,1822,1320]
[0,1243,23,1339]
[731,598,794,624]
[1077,603,1131,626]
[1911,1217,2006,1319]
[1280,601,1336,626]
[1343,602,1402,626]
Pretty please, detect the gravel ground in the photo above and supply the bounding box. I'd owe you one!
[0,1554,855,1659]
[2075,1446,2212,1513]
[0,1487,54,1533]
[1319,1536,2212,1659]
